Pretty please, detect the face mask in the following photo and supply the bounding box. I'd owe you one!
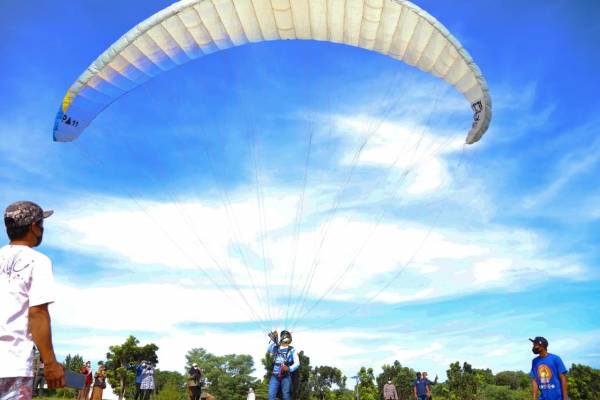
[34,227,44,246]
[532,347,541,354]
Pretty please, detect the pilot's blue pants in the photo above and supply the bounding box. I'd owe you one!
[268,374,291,400]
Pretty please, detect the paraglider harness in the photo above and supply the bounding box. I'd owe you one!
[272,344,295,381]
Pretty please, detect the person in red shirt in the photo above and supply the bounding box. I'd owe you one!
[79,361,93,400]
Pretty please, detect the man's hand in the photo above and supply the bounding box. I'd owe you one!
[44,360,65,389]
[532,379,539,400]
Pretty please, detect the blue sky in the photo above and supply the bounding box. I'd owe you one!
[1,0,599,384]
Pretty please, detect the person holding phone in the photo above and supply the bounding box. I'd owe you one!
[141,363,155,400]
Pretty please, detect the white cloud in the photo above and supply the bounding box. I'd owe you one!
[52,281,267,331]
[374,288,435,304]
[473,258,513,285]
[331,114,465,196]
[47,189,588,323]
[523,144,600,209]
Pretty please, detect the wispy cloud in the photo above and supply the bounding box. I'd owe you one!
[523,136,600,209]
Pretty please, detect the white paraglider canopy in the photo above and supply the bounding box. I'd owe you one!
[53,0,491,144]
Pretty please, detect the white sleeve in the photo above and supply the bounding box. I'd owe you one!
[290,349,300,372]
[29,254,55,307]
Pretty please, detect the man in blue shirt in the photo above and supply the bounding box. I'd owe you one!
[130,360,146,400]
[412,372,430,400]
[267,330,300,400]
[529,337,568,400]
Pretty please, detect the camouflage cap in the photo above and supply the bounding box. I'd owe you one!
[4,201,53,228]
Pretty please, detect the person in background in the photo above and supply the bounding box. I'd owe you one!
[90,364,107,400]
[141,362,156,400]
[383,379,399,400]
[413,372,430,400]
[31,347,45,398]
[0,201,64,400]
[130,360,147,400]
[422,372,437,400]
[246,387,255,400]
[188,363,203,400]
[79,361,93,400]
[529,337,568,400]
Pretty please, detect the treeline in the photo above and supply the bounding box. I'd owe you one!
[52,336,599,400]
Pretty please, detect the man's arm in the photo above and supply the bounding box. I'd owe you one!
[289,349,300,372]
[532,379,538,400]
[393,386,399,400]
[29,303,64,388]
[413,385,417,399]
[559,374,568,400]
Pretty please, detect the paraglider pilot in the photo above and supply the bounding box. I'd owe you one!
[267,330,299,400]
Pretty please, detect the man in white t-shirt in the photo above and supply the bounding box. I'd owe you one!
[0,201,64,399]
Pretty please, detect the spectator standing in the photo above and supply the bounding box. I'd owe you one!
[79,361,93,400]
[383,379,399,400]
[188,363,203,400]
[247,387,255,400]
[141,363,156,400]
[412,372,430,400]
[90,364,107,400]
[32,348,45,397]
[0,201,64,400]
[529,337,568,400]
[131,360,147,400]
[422,372,437,400]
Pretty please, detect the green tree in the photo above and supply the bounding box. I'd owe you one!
[357,367,378,400]
[312,366,345,399]
[296,351,312,400]
[105,335,159,400]
[494,371,530,390]
[473,368,495,387]
[155,369,186,398]
[568,364,600,400]
[376,360,416,400]
[64,354,84,372]
[446,361,477,400]
[479,384,526,400]
[431,382,451,400]
[187,347,259,400]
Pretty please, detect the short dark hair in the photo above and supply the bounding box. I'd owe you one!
[6,222,30,241]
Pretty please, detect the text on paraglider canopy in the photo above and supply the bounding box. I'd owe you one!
[471,100,483,127]
[62,114,80,128]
